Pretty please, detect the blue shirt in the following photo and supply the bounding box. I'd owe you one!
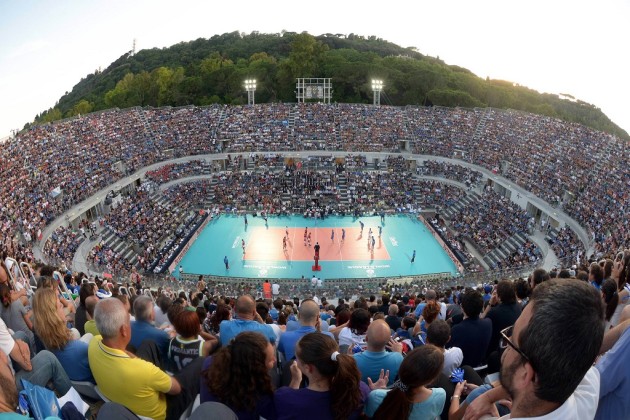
[353,350,403,386]
[219,319,277,346]
[51,339,94,383]
[365,388,446,419]
[278,327,334,360]
[130,320,170,359]
[595,326,630,419]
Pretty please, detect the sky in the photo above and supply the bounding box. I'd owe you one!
[1,0,629,139]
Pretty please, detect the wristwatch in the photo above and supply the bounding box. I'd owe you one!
[451,395,460,401]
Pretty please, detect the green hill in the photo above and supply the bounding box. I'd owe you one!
[33,31,628,140]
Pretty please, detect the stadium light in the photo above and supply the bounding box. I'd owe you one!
[244,79,257,105]
[371,79,384,106]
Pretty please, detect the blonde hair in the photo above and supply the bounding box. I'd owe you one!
[32,288,70,350]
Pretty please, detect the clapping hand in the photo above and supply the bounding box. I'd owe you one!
[367,369,390,390]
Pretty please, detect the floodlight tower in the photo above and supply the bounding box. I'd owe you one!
[244,79,257,105]
[372,79,384,106]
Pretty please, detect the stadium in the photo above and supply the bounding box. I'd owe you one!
[1,52,629,420]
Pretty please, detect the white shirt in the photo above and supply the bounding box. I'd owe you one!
[442,346,464,377]
[491,366,600,420]
[338,327,367,349]
[272,283,280,295]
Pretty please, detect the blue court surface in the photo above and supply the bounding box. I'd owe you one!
[173,215,458,280]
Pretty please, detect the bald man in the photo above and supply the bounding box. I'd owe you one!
[353,319,404,386]
[219,295,277,346]
[278,299,334,360]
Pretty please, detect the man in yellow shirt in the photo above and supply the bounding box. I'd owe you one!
[88,298,192,420]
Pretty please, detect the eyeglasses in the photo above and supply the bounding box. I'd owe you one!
[500,325,529,362]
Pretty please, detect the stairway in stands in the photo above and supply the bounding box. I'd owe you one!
[441,191,482,220]
[337,174,350,207]
[99,227,139,269]
[202,176,218,210]
[468,108,491,162]
[286,105,299,149]
[135,108,160,154]
[483,231,529,269]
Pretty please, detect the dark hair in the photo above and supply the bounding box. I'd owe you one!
[336,308,351,326]
[348,308,370,335]
[210,304,231,334]
[603,259,614,280]
[79,282,94,307]
[514,279,531,300]
[461,289,483,318]
[530,268,549,287]
[601,279,619,322]
[427,319,450,348]
[166,303,184,326]
[296,333,363,420]
[496,280,517,304]
[589,263,604,286]
[519,279,604,404]
[0,283,11,308]
[402,316,416,330]
[372,345,444,420]
[256,301,270,320]
[157,295,172,314]
[173,308,201,338]
[204,332,273,412]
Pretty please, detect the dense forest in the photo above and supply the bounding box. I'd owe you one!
[33,31,628,139]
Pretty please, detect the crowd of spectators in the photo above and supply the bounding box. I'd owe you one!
[43,225,86,266]
[3,258,628,419]
[450,188,533,255]
[420,160,483,187]
[0,103,626,283]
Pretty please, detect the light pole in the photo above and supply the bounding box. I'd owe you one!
[244,79,257,105]
[371,79,383,106]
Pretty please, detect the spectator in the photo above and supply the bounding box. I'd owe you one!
[365,345,446,419]
[130,296,171,362]
[168,308,218,373]
[601,279,622,330]
[448,289,492,368]
[83,295,100,336]
[595,319,630,419]
[274,332,369,420]
[0,316,71,395]
[336,308,370,349]
[465,279,604,419]
[384,304,402,331]
[482,280,522,358]
[89,298,199,420]
[32,288,94,383]
[204,303,231,337]
[219,295,276,346]
[278,299,333,361]
[427,319,463,377]
[200,331,276,419]
[74,282,96,335]
[353,319,403,386]
[0,283,34,352]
